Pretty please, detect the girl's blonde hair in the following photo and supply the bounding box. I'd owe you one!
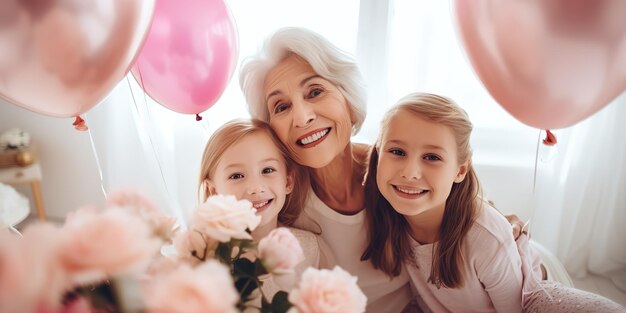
[198,119,309,226]
[361,93,481,288]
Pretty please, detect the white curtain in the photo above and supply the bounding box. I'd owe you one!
[93,0,625,290]
[532,94,626,291]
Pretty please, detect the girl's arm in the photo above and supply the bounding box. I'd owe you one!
[475,229,524,313]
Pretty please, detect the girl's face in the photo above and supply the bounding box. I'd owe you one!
[263,54,354,168]
[376,112,468,218]
[207,131,293,227]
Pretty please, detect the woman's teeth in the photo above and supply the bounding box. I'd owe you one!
[299,128,329,145]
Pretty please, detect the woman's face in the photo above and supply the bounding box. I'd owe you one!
[263,55,354,168]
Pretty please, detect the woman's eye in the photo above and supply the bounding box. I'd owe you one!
[424,154,441,161]
[388,149,405,156]
[274,102,290,114]
[262,167,276,174]
[228,173,244,180]
[308,87,324,98]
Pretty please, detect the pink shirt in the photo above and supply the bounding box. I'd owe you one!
[407,204,523,313]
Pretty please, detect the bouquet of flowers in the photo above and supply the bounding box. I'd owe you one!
[0,190,367,313]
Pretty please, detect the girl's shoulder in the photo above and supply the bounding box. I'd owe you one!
[285,227,336,269]
[467,202,515,246]
[287,227,318,245]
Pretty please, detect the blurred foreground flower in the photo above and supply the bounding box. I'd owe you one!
[0,192,366,313]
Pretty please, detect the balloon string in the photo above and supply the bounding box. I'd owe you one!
[125,75,183,225]
[528,129,544,235]
[85,114,108,199]
[200,117,210,134]
[532,130,541,194]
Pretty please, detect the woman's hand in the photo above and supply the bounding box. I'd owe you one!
[504,214,527,240]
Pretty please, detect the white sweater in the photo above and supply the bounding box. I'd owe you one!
[294,189,412,313]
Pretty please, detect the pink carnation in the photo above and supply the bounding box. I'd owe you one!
[59,207,161,285]
[288,266,367,313]
[143,261,238,313]
[191,195,261,242]
[258,228,304,275]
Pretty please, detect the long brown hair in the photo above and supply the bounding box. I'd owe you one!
[361,93,481,288]
[198,119,309,226]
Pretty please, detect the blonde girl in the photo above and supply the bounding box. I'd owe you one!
[198,118,333,298]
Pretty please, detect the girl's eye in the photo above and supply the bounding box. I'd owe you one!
[274,102,290,114]
[228,173,244,180]
[388,149,405,156]
[262,167,276,174]
[424,154,441,161]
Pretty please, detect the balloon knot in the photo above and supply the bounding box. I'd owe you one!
[196,114,203,121]
[72,116,88,131]
[542,129,557,146]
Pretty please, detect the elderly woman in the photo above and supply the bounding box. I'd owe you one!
[239,27,523,313]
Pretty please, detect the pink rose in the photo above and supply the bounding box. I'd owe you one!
[191,195,261,242]
[258,228,304,275]
[288,266,367,313]
[145,255,179,277]
[107,189,178,241]
[0,223,68,313]
[59,207,161,285]
[172,229,217,265]
[144,261,238,313]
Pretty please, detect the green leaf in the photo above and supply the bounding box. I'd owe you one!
[235,277,259,300]
[215,242,232,265]
[254,258,269,276]
[260,294,273,313]
[271,291,292,313]
[234,257,256,278]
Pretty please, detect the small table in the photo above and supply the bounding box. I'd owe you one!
[0,162,46,220]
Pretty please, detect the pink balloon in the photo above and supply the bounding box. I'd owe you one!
[454,0,626,129]
[130,0,238,116]
[0,0,155,118]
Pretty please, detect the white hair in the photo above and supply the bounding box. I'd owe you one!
[239,27,367,135]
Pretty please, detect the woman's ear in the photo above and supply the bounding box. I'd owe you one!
[454,161,469,183]
[285,171,294,194]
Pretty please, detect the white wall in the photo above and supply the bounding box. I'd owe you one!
[0,98,106,220]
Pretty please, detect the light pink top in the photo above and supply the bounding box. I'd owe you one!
[407,204,523,313]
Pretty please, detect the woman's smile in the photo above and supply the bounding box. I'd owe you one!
[296,127,331,147]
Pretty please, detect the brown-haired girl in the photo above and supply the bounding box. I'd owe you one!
[362,92,624,312]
